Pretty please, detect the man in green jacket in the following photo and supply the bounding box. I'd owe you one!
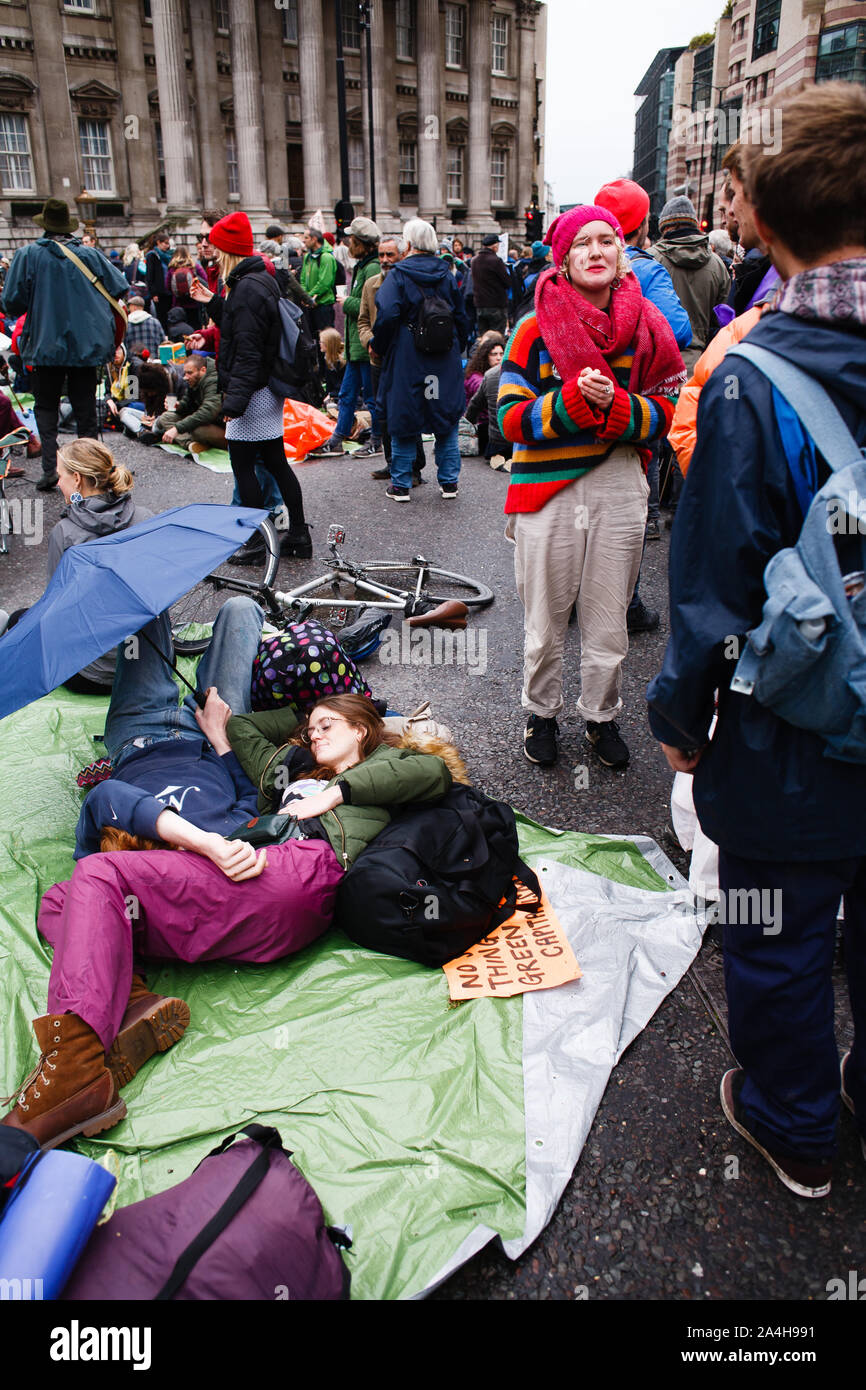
[139,354,226,450]
[299,226,338,333]
[308,216,382,458]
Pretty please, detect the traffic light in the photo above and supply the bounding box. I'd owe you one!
[525,206,543,241]
[334,200,355,236]
[700,218,709,231]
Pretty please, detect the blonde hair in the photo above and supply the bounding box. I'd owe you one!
[57,440,133,495]
[319,327,345,370]
[122,242,141,267]
[169,247,194,270]
[561,239,632,286]
[216,248,245,289]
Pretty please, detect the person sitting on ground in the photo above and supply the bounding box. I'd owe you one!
[465,342,510,466]
[138,352,225,452]
[319,326,345,401]
[124,295,164,363]
[1,681,454,1147]
[463,333,505,455]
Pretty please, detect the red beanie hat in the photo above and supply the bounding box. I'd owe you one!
[208,211,254,257]
[322,231,335,246]
[594,179,651,237]
[542,204,624,268]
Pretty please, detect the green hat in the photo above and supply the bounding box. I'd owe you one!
[33,198,79,235]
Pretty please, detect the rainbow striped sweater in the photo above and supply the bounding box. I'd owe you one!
[498,314,677,514]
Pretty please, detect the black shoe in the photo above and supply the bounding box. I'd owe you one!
[386,485,410,502]
[36,472,59,491]
[227,535,266,566]
[585,719,629,769]
[136,430,161,447]
[412,472,427,487]
[645,517,662,541]
[280,525,312,559]
[371,467,391,480]
[523,714,559,766]
[720,1069,833,1198]
[627,600,660,634]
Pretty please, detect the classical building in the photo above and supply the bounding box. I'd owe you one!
[633,0,865,234]
[0,0,547,253]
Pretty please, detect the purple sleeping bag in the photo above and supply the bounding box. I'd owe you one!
[62,1125,350,1301]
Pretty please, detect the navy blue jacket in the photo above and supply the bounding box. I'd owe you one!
[647,308,866,862]
[74,739,259,859]
[371,254,468,437]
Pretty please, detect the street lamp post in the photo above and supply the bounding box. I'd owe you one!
[334,0,351,206]
[358,1,376,222]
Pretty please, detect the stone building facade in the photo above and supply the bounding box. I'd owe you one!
[0,0,547,253]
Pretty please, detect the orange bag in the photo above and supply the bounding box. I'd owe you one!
[283,399,334,461]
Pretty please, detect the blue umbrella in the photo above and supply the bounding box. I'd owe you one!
[0,503,268,721]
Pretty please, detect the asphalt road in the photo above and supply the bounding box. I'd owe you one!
[2,429,862,1307]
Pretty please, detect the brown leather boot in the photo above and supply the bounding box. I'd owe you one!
[2,1013,126,1149]
[106,974,190,1088]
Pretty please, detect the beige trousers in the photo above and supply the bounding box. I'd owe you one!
[513,446,648,722]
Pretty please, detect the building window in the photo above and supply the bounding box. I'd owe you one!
[215,0,229,33]
[691,45,714,110]
[226,129,239,195]
[491,14,509,76]
[79,118,114,193]
[396,0,416,61]
[64,0,95,10]
[398,138,417,197]
[349,135,365,201]
[0,113,33,192]
[154,121,165,199]
[446,142,464,202]
[490,146,508,204]
[752,0,781,60]
[342,10,360,52]
[142,0,151,18]
[281,0,298,43]
[816,22,866,83]
[445,4,466,69]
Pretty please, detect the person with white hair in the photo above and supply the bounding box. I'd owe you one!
[708,228,734,268]
[370,218,468,501]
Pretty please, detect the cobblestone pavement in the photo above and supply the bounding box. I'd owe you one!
[3,432,862,1305]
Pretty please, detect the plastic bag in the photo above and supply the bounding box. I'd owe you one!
[283,398,334,461]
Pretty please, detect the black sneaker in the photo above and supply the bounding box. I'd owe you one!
[280,525,313,559]
[645,517,662,541]
[307,436,346,458]
[227,534,266,566]
[524,714,559,766]
[412,472,427,487]
[585,719,629,769]
[371,467,391,480]
[720,1069,833,1198]
[353,442,383,458]
[627,600,661,634]
[36,472,59,491]
[136,430,161,447]
[386,485,410,502]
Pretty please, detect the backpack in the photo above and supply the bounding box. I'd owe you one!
[726,341,866,763]
[333,784,542,967]
[334,257,347,288]
[411,290,455,355]
[269,294,323,406]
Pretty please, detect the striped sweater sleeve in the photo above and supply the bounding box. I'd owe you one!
[497,318,603,444]
[596,385,676,445]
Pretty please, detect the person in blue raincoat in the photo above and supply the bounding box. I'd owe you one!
[1,198,129,492]
[371,218,468,502]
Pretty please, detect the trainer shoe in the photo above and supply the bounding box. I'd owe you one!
[626,600,661,634]
[353,442,383,458]
[227,534,266,566]
[524,714,559,766]
[136,430,161,447]
[840,1051,866,1160]
[720,1068,833,1199]
[646,517,662,541]
[371,467,391,480]
[386,484,410,502]
[280,525,313,559]
[585,719,629,769]
[439,484,459,499]
[306,435,347,458]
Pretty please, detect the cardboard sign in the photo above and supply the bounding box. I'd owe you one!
[443,879,581,1001]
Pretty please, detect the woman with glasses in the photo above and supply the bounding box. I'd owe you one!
[3,687,453,1149]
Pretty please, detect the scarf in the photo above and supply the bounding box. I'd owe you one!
[772,258,866,329]
[533,266,686,396]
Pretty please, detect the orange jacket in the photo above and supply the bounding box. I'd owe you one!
[669,305,764,474]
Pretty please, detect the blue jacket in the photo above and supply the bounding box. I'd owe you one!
[626,246,692,349]
[647,308,866,861]
[372,254,468,437]
[2,236,129,368]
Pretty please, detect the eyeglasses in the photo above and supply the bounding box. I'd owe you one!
[300,715,352,746]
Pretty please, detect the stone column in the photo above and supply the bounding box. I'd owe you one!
[27,0,78,200]
[516,0,542,217]
[367,0,393,221]
[467,0,492,229]
[228,0,269,214]
[258,0,289,220]
[298,0,331,218]
[112,0,159,213]
[188,0,227,211]
[150,0,198,213]
[417,0,443,218]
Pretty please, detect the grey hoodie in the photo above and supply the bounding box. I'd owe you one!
[47,492,152,685]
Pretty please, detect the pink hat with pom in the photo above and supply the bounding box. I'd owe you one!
[543,204,624,268]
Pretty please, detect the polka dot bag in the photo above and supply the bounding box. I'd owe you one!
[251,620,374,714]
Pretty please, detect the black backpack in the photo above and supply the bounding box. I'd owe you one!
[411,291,455,355]
[332,785,542,967]
[269,295,323,407]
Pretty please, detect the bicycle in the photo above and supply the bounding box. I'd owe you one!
[170,522,494,656]
[0,426,31,557]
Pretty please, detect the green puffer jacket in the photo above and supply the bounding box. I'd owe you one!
[225,708,453,869]
[299,246,337,307]
[343,251,381,362]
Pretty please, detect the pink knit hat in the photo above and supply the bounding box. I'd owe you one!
[543,204,624,267]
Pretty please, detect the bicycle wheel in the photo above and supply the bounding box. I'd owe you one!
[360,563,494,611]
[170,518,280,656]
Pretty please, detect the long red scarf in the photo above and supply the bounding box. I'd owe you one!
[534,266,686,396]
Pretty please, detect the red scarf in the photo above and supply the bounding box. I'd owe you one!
[534,267,686,396]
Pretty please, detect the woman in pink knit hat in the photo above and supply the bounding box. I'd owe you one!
[498,204,685,770]
[191,211,311,561]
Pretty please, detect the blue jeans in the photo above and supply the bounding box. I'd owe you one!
[105,596,264,766]
[230,464,282,513]
[335,358,378,439]
[391,425,460,490]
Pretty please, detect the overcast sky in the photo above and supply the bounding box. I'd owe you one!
[543,0,729,208]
